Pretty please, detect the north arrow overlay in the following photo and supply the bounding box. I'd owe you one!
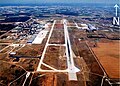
[114,4,119,16]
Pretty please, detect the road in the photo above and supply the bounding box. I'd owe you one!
[63,19,79,80]
[22,72,31,86]
[0,45,10,53]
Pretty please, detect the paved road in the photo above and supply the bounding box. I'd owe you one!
[22,72,31,86]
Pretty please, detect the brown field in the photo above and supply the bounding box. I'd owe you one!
[49,23,65,44]
[0,60,26,85]
[16,58,39,71]
[49,29,65,44]
[92,41,120,79]
[43,46,67,70]
[30,72,86,86]
[16,44,44,57]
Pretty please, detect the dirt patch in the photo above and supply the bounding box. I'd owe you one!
[31,73,58,86]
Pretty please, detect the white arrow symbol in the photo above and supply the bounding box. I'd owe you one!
[114,4,119,16]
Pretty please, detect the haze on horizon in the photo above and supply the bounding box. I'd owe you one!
[0,0,119,4]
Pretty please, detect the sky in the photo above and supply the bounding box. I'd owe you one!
[0,0,119,4]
